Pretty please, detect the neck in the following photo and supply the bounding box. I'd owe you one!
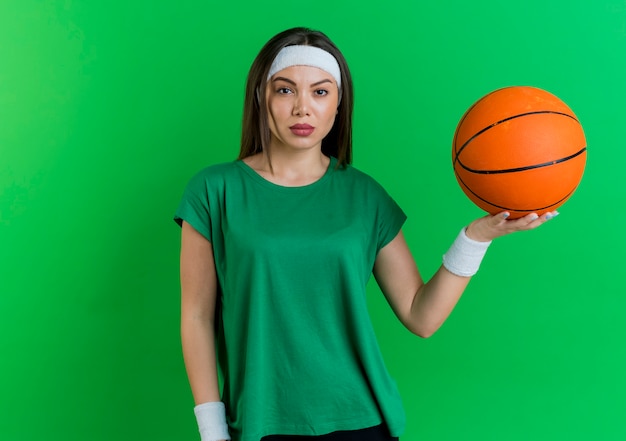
[245,150,331,187]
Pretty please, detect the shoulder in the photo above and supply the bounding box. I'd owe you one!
[335,163,389,193]
[190,161,241,179]
[185,161,242,188]
[334,163,404,217]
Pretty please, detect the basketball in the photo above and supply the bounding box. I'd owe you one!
[452,86,587,219]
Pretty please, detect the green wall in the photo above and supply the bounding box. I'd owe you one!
[1,1,624,440]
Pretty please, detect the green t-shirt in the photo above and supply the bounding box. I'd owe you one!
[175,157,407,441]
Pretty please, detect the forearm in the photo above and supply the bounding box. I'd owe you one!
[181,300,230,441]
[409,266,471,338]
[408,226,492,337]
[181,315,221,404]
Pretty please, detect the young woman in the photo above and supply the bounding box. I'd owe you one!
[175,27,557,441]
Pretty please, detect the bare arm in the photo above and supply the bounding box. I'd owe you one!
[374,211,556,338]
[180,221,221,404]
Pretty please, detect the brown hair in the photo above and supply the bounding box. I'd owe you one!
[238,27,354,167]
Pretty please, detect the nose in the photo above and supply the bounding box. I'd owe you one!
[292,93,310,116]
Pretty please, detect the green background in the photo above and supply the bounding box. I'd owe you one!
[1,1,624,440]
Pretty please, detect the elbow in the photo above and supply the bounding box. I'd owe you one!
[413,328,436,339]
[416,330,434,339]
[407,321,440,339]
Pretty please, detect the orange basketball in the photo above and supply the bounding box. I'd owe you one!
[452,86,587,219]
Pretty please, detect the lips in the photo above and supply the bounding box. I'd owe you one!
[289,124,315,136]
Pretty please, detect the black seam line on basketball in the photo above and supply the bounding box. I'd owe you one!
[455,171,577,212]
[453,110,581,163]
[458,146,587,175]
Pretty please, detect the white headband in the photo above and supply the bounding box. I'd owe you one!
[267,45,342,89]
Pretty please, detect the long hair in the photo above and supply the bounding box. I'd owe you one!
[238,27,354,167]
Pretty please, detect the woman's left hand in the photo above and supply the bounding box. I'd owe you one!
[465,210,559,242]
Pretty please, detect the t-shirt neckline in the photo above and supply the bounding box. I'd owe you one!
[236,156,337,192]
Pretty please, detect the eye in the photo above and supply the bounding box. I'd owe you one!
[314,89,329,96]
[276,87,293,94]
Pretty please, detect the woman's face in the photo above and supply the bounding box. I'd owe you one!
[265,65,339,154]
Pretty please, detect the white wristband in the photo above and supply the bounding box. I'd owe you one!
[442,228,491,277]
[194,402,231,441]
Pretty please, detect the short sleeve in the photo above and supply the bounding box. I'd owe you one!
[375,184,407,252]
[173,171,213,242]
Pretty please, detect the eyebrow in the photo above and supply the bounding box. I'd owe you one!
[272,76,333,87]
